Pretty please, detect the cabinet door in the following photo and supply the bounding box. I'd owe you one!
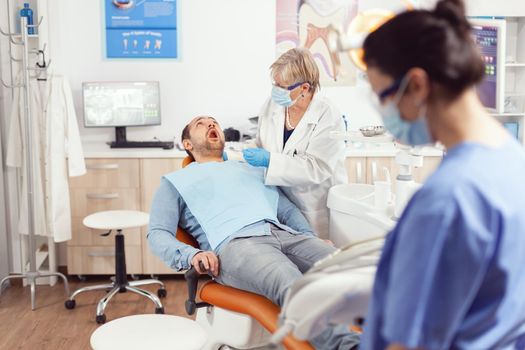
[67,246,142,275]
[366,157,397,184]
[345,157,366,183]
[413,156,442,183]
[140,159,184,274]
[70,188,140,217]
[68,218,141,246]
[69,159,140,189]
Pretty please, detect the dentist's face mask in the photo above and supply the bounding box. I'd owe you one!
[376,76,433,146]
[271,81,304,107]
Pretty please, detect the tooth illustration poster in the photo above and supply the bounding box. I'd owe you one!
[276,0,414,86]
[105,0,178,59]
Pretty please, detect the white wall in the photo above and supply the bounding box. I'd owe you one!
[419,0,525,15]
[48,0,525,144]
[0,54,10,283]
[0,0,22,274]
[48,0,275,143]
[47,0,383,145]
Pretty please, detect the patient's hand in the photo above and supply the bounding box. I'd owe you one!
[192,251,220,277]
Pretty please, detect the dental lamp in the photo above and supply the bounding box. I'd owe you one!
[327,9,395,71]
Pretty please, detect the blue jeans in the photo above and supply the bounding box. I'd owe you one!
[216,225,360,350]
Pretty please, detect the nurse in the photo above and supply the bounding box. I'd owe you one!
[243,48,347,238]
[361,0,525,349]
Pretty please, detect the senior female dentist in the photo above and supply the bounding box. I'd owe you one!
[243,47,347,239]
[359,0,525,349]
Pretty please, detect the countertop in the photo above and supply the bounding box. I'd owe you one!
[81,141,444,159]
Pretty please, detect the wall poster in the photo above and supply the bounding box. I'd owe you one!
[105,0,178,59]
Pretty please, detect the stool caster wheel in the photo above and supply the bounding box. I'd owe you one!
[96,314,107,324]
[64,299,76,309]
[155,307,165,314]
[157,288,167,298]
[77,275,86,282]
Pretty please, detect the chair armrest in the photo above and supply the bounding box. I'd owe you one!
[184,266,211,315]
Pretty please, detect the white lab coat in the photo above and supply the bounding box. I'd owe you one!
[6,74,86,242]
[256,95,347,238]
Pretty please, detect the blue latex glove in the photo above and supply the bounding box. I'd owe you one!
[243,148,270,167]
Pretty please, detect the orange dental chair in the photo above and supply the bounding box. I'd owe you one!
[177,156,314,350]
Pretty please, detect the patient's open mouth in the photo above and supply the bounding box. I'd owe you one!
[207,129,219,140]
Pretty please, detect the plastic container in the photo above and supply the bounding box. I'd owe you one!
[20,3,34,35]
[327,184,395,247]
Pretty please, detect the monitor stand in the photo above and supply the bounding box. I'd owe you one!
[108,127,174,149]
[108,127,130,148]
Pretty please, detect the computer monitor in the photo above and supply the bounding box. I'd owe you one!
[470,18,506,113]
[83,81,161,145]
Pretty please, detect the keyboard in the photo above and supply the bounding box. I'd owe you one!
[109,141,175,150]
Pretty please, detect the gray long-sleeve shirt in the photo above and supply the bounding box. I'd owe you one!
[147,177,316,271]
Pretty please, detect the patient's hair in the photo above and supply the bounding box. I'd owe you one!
[181,123,195,160]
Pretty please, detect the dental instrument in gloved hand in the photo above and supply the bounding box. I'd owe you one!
[243,148,270,167]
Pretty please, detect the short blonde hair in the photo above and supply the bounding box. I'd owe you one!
[270,47,320,93]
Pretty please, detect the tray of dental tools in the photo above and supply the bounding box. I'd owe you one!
[329,130,394,143]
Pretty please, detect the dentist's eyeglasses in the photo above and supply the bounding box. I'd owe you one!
[272,81,306,91]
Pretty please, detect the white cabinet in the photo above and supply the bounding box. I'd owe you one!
[345,155,442,187]
[67,157,184,275]
[67,154,441,275]
[67,159,143,275]
[471,16,525,143]
[140,159,183,274]
[345,157,366,183]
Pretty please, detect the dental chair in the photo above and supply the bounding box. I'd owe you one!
[271,238,383,345]
[178,156,314,350]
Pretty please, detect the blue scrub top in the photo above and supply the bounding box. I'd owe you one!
[362,140,525,350]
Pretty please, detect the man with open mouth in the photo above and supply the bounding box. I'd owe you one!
[147,116,361,350]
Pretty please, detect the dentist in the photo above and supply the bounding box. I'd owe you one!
[243,48,347,239]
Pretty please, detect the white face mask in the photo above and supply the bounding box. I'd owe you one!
[376,75,433,146]
[271,81,304,107]
[380,101,432,146]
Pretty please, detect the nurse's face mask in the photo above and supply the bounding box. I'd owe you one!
[374,75,433,146]
[271,81,305,107]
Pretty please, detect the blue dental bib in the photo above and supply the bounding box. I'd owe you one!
[164,161,279,249]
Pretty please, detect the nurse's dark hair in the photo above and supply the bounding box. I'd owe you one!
[363,0,484,100]
[181,123,195,161]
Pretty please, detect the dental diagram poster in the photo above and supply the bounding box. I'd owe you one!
[105,0,178,58]
[276,0,416,86]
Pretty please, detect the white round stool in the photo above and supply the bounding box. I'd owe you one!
[65,210,167,324]
[90,314,208,350]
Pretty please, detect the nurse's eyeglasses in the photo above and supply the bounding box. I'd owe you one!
[377,79,402,103]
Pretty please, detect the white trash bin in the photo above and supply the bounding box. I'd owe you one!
[327,184,396,247]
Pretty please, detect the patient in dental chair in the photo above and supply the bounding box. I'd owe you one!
[148,116,359,350]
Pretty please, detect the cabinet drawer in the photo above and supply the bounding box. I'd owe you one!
[67,246,142,275]
[345,157,366,184]
[69,159,140,189]
[70,188,139,217]
[366,157,397,184]
[68,217,142,246]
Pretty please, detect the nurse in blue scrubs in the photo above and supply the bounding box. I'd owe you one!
[360,0,525,349]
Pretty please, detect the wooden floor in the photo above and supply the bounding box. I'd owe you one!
[0,275,195,350]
